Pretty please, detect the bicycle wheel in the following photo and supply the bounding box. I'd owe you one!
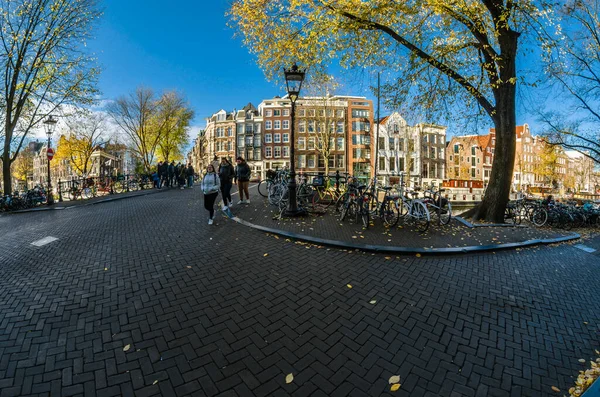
[531,208,548,227]
[312,189,334,211]
[258,179,270,197]
[504,207,516,225]
[438,200,452,225]
[362,192,378,215]
[411,201,430,233]
[335,192,349,213]
[381,200,400,227]
[82,187,92,199]
[113,181,124,194]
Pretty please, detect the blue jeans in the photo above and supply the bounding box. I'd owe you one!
[187,176,194,188]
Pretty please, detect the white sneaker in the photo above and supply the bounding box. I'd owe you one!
[228,201,233,207]
[245,199,250,204]
[237,200,243,205]
[208,218,213,225]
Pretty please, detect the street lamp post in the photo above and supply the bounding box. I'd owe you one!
[283,63,306,217]
[43,115,58,205]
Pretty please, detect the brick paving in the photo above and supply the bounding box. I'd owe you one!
[0,188,599,396]
[232,193,572,249]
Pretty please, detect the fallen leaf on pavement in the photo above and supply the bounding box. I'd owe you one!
[389,375,400,384]
[285,373,294,383]
[347,284,352,289]
[390,383,401,391]
[123,344,131,352]
[551,386,560,392]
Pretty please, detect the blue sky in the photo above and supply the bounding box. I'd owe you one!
[86,0,547,140]
[90,0,293,128]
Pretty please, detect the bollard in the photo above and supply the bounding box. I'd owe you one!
[335,170,340,194]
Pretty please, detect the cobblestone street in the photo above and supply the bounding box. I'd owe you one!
[0,188,599,397]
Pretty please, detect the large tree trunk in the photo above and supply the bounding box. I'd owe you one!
[473,30,519,223]
[2,155,11,195]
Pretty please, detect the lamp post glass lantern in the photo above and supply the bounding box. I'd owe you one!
[43,115,58,205]
[283,63,305,216]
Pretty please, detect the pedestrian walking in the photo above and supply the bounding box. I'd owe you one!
[218,157,235,209]
[234,156,251,204]
[201,164,220,225]
[159,161,168,188]
[168,161,175,187]
[210,156,220,175]
[186,163,195,188]
[178,163,186,189]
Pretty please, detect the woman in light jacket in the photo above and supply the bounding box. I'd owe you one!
[201,164,220,224]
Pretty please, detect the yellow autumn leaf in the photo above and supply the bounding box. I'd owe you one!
[388,375,400,384]
[152,380,158,385]
[370,300,376,304]
[285,373,294,384]
[390,383,401,391]
[123,344,131,352]
[578,359,586,363]
[385,257,391,260]
[347,284,352,289]
[264,253,268,257]
[416,253,421,257]
[186,266,192,269]
[104,267,108,271]
[551,386,560,392]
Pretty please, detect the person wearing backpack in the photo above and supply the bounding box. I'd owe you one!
[234,156,251,204]
[201,164,220,225]
[218,157,235,210]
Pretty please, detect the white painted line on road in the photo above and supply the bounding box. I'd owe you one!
[31,236,59,247]
[574,244,597,253]
[231,183,258,196]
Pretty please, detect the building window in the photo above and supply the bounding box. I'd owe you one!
[471,146,476,156]
[298,137,306,150]
[227,141,232,151]
[352,135,371,145]
[336,122,344,133]
[282,133,289,143]
[246,137,253,145]
[336,109,344,118]
[274,120,281,129]
[379,137,386,150]
[227,127,233,136]
[308,121,315,133]
[351,109,369,118]
[307,109,315,117]
[282,120,289,129]
[274,146,281,158]
[283,109,289,116]
[307,155,315,168]
[308,137,315,150]
[265,110,272,117]
[336,154,345,168]
[379,157,386,171]
[254,149,261,160]
[298,109,305,117]
[389,158,395,172]
[283,146,290,157]
[273,109,281,116]
[336,137,344,151]
[298,154,306,168]
[351,121,370,133]
[265,134,272,143]
[238,135,244,147]
[265,120,272,130]
[328,156,335,169]
[254,136,261,146]
[299,121,306,133]
[265,147,272,158]
[471,168,476,178]
[454,144,459,154]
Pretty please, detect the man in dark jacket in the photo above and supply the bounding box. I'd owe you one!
[186,163,195,188]
[159,161,168,188]
[218,158,235,209]
[168,161,175,188]
[234,156,251,204]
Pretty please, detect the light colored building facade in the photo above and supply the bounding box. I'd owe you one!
[259,96,291,172]
[236,103,263,180]
[376,113,446,187]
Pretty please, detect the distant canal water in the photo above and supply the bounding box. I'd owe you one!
[451,202,479,216]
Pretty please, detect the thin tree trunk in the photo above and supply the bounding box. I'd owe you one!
[2,154,11,195]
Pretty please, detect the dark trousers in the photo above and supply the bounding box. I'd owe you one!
[204,192,218,219]
[221,181,232,205]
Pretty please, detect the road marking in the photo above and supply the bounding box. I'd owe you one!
[574,244,597,253]
[31,236,59,247]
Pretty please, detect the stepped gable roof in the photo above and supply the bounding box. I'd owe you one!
[477,134,492,148]
[378,115,390,125]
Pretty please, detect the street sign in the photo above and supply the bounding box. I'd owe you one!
[47,148,54,161]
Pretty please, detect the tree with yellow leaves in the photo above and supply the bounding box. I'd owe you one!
[229,0,554,222]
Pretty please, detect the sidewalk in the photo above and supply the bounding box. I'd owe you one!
[227,195,580,253]
[7,186,170,214]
